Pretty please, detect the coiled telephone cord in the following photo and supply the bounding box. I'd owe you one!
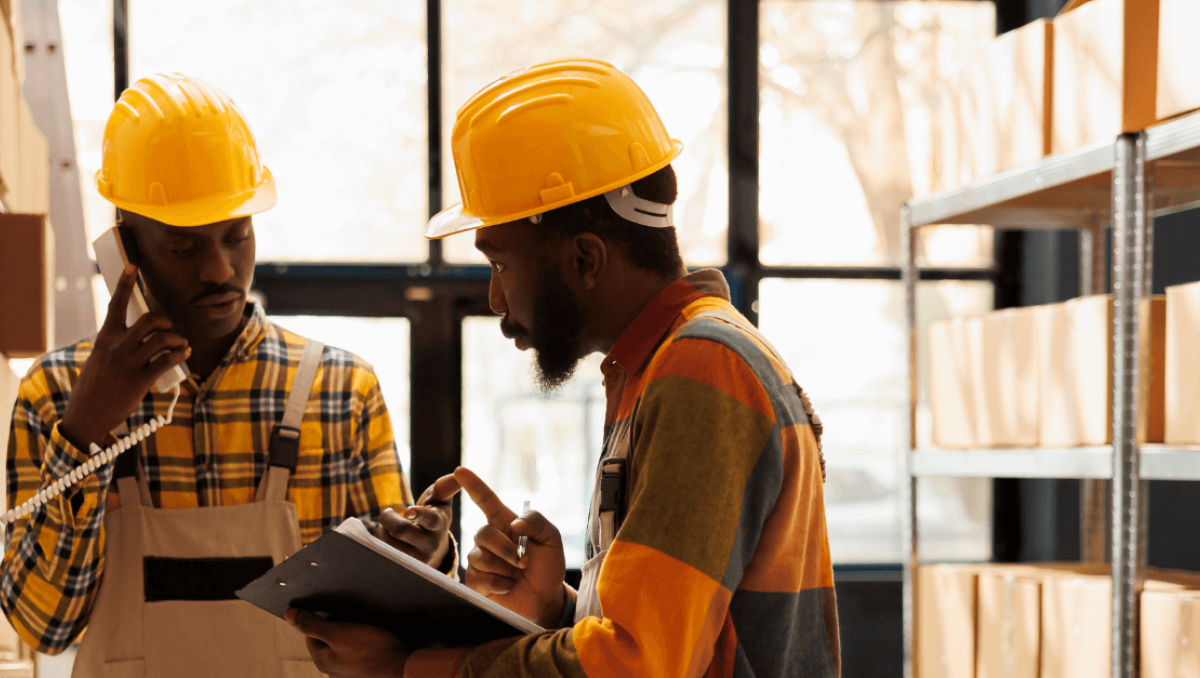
[1,386,181,526]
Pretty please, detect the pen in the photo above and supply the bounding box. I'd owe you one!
[517,500,530,560]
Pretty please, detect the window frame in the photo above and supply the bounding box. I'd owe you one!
[112,0,1011,568]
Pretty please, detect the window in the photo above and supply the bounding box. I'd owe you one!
[65,0,1008,584]
[759,1,995,268]
[460,317,605,568]
[440,0,728,267]
[758,278,993,562]
[267,316,413,476]
[129,0,429,263]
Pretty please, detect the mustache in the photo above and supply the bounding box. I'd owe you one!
[500,316,528,339]
[189,283,245,306]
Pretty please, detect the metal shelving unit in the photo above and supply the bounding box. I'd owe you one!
[901,108,1200,678]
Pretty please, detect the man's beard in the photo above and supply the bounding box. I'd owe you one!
[504,265,586,393]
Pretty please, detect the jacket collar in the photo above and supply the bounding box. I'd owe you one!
[605,269,730,375]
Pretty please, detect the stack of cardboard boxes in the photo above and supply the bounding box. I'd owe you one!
[930,282,1200,450]
[930,295,1170,449]
[930,0,1200,195]
[0,1,50,673]
[918,562,1200,678]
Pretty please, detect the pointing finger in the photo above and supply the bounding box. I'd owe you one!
[453,467,517,527]
[419,473,462,506]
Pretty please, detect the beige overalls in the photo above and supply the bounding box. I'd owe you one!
[575,309,824,622]
[73,341,325,678]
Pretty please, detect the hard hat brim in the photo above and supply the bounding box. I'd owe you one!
[424,204,486,240]
[100,167,278,227]
[426,139,684,240]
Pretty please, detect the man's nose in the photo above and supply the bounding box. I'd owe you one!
[199,246,236,283]
[488,272,508,316]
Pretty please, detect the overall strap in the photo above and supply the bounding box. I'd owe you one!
[257,340,324,503]
[113,423,154,508]
[596,435,631,552]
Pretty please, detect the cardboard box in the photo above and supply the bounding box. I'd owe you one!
[976,569,1040,678]
[930,318,979,448]
[1038,295,1165,446]
[917,563,994,678]
[1143,589,1200,678]
[960,60,998,183]
[0,214,54,357]
[1041,568,1200,678]
[1041,572,1111,678]
[1166,281,1200,444]
[976,307,1040,447]
[1052,0,1160,154]
[988,19,1053,172]
[930,81,968,195]
[1157,0,1200,121]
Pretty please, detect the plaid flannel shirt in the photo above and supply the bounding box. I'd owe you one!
[2,301,412,653]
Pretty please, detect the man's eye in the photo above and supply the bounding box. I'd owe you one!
[170,242,196,255]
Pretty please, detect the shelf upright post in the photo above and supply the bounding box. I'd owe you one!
[901,205,919,678]
[1080,212,1110,565]
[1110,133,1151,678]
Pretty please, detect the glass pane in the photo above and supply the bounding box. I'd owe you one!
[441,0,727,267]
[758,278,992,562]
[59,0,114,252]
[461,317,605,569]
[759,1,995,267]
[266,316,412,477]
[129,0,428,263]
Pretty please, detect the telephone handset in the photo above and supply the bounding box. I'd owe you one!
[0,229,189,527]
[92,226,189,392]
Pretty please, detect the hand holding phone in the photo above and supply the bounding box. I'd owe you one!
[58,245,191,449]
[93,227,189,393]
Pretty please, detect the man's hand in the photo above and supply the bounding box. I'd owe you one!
[456,467,567,627]
[286,609,408,678]
[372,474,461,569]
[60,264,189,449]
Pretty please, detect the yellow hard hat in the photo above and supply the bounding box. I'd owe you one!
[426,58,683,239]
[96,73,276,227]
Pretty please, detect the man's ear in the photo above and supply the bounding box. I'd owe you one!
[571,233,607,290]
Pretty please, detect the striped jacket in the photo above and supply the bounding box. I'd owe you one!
[2,301,411,653]
[408,269,839,678]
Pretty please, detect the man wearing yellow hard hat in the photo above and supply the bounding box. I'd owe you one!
[1,73,457,677]
[290,59,840,678]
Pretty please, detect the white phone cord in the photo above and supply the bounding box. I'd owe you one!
[1,386,182,526]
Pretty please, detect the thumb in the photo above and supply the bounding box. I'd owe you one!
[286,609,335,643]
[510,511,562,547]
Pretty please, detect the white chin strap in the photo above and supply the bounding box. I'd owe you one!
[602,185,674,228]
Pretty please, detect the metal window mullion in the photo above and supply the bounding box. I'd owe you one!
[427,0,443,268]
[1110,132,1150,678]
[727,0,759,323]
[901,207,919,678]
